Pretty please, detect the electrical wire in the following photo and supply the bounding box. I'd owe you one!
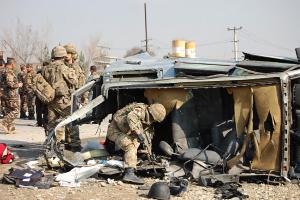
[240,29,294,53]
[197,40,231,47]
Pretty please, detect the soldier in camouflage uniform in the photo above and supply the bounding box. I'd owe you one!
[64,44,86,90]
[35,62,49,127]
[42,46,79,151]
[107,103,166,184]
[17,64,28,119]
[0,59,22,134]
[86,65,101,102]
[24,64,36,120]
[0,59,5,118]
[64,43,89,104]
[64,44,86,149]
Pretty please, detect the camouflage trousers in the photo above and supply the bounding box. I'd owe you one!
[26,92,36,118]
[0,97,5,116]
[47,104,80,148]
[35,97,48,127]
[107,120,140,168]
[1,98,19,131]
[20,94,28,114]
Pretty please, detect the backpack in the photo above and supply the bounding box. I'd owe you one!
[32,74,55,104]
[0,143,14,164]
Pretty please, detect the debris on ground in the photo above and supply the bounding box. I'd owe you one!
[215,183,249,199]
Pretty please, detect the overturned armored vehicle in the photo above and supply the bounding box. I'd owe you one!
[49,49,300,184]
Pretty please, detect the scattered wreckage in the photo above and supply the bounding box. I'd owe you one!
[43,48,300,189]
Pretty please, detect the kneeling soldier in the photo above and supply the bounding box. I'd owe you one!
[107,103,166,185]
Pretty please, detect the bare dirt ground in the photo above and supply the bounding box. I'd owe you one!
[1,119,300,200]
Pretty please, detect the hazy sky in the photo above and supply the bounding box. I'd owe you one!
[1,0,299,60]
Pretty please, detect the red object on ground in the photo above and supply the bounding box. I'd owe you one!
[0,143,14,164]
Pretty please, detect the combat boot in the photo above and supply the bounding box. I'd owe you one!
[122,168,144,185]
[28,115,35,120]
[0,122,10,134]
[65,144,82,152]
[7,125,16,134]
[20,111,28,119]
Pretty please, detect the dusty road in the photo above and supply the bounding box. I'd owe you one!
[1,119,300,200]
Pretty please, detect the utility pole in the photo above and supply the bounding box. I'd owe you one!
[144,2,148,52]
[227,26,242,61]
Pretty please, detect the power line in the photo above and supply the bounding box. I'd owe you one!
[197,40,231,47]
[150,40,231,50]
[240,29,294,53]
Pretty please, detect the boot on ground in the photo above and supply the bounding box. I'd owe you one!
[20,111,28,119]
[0,122,10,134]
[122,167,144,185]
[7,125,16,134]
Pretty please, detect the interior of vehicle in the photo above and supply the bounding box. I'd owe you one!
[93,83,283,173]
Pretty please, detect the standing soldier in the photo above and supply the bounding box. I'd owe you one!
[42,46,79,151]
[35,62,49,127]
[64,44,86,150]
[64,44,86,90]
[86,65,101,102]
[87,65,100,82]
[24,64,36,120]
[107,103,166,184]
[17,64,28,119]
[0,59,5,118]
[0,59,22,134]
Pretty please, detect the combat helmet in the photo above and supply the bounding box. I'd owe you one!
[148,182,170,200]
[148,103,166,123]
[51,46,67,58]
[64,43,78,60]
[64,43,77,54]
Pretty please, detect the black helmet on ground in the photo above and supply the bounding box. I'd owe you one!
[148,182,170,200]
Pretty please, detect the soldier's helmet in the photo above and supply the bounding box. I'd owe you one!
[51,46,67,58]
[148,182,170,200]
[148,103,166,123]
[64,43,77,54]
[64,43,78,60]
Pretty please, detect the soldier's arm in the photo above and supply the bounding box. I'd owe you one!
[6,73,19,89]
[75,65,86,88]
[127,108,144,135]
[61,65,78,87]
[17,73,21,82]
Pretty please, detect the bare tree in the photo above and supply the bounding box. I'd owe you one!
[124,46,155,58]
[84,35,108,66]
[1,19,51,64]
[78,51,89,75]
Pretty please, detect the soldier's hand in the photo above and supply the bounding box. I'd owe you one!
[137,134,145,144]
[18,83,23,88]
